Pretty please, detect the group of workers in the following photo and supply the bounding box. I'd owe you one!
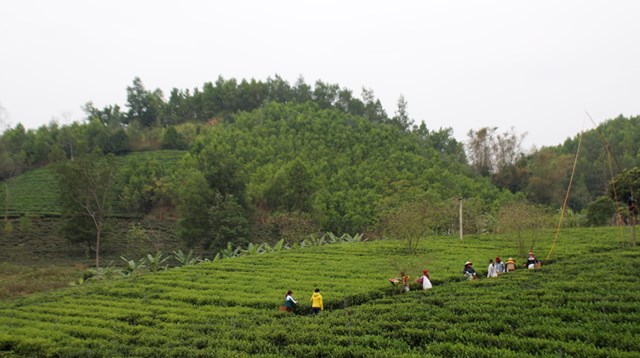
[389,250,542,291]
[281,288,323,314]
[281,251,542,313]
[464,250,541,280]
[388,269,433,293]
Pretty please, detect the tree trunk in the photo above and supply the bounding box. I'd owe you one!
[3,183,8,223]
[95,227,101,269]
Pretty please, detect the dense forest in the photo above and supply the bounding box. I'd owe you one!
[1,76,639,261]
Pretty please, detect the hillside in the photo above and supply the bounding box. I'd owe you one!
[1,227,638,356]
[2,101,505,258]
[0,150,186,217]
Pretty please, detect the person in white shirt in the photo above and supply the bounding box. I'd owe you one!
[283,290,297,312]
[417,269,432,289]
[487,259,498,278]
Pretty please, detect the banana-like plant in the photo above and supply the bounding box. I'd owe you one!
[306,234,326,246]
[342,233,364,243]
[147,252,170,272]
[120,256,146,277]
[272,238,289,252]
[220,242,242,258]
[326,232,339,243]
[85,262,117,281]
[173,249,200,266]
[243,242,264,256]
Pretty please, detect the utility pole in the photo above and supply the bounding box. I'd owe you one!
[629,196,637,247]
[458,197,463,241]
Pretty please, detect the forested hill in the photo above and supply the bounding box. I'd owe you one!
[1,98,509,253]
[137,101,507,251]
[2,75,640,254]
[183,101,500,236]
[493,113,640,222]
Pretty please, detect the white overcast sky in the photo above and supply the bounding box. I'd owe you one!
[1,1,639,148]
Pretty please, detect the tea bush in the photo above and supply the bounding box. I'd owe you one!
[1,227,639,356]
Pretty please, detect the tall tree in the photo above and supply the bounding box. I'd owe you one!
[292,76,312,103]
[263,158,316,213]
[466,127,497,176]
[174,164,215,248]
[467,126,528,191]
[610,167,640,246]
[361,88,387,123]
[125,77,164,127]
[525,149,572,206]
[55,151,118,269]
[392,94,412,130]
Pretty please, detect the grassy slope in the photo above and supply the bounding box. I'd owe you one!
[1,227,639,356]
[0,150,186,217]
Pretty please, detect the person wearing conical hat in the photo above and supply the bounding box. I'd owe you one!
[505,257,516,272]
[463,261,477,280]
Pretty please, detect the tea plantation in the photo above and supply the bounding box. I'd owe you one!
[1,227,639,357]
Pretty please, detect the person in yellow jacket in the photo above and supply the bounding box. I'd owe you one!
[310,288,324,315]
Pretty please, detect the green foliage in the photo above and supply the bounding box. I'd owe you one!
[54,151,118,268]
[125,77,164,127]
[261,238,289,253]
[0,263,84,299]
[0,168,62,216]
[217,101,494,234]
[1,228,639,356]
[208,194,250,250]
[173,163,213,246]
[381,201,437,253]
[262,158,316,213]
[4,79,640,221]
[82,262,118,282]
[2,78,513,244]
[173,250,200,266]
[18,214,34,235]
[146,251,170,272]
[265,211,319,245]
[119,157,168,213]
[611,167,640,206]
[120,256,146,277]
[195,143,248,206]
[585,195,617,226]
[496,201,552,255]
[3,220,13,235]
[546,114,640,210]
[161,126,188,150]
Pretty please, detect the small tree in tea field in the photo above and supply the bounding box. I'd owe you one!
[382,201,436,254]
[54,150,118,269]
[496,200,550,256]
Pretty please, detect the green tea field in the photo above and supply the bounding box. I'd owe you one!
[0,150,186,217]
[1,227,639,357]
